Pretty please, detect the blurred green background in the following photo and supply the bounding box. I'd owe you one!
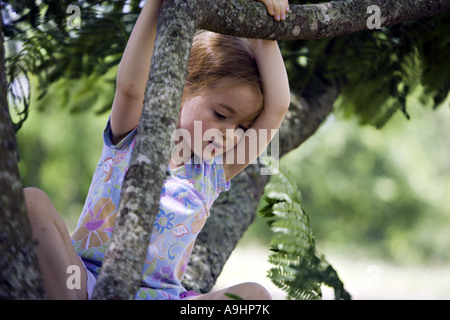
[15,78,450,267]
[5,0,450,299]
[248,99,450,267]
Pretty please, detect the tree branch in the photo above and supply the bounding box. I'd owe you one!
[93,0,450,298]
[183,82,338,293]
[199,0,450,39]
[183,0,450,293]
[92,0,198,299]
[0,12,45,299]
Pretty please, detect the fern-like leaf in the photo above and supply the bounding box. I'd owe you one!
[260,157,351,300]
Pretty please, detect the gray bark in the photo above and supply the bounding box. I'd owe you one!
[90,0,450,299]
[197,0,450,40]
[181,0,450,293]
[0,0,447,300]
[183,82,338,293]
[91,0,198,299]
[0,12,46,299]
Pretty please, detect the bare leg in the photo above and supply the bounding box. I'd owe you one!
[24,187,87,300]
[189,282,272,300]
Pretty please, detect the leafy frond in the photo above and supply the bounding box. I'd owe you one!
[3,0,135,131]
[260,157,351,300]
[280,4,450,128]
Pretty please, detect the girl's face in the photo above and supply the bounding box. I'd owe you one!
[176,78,262,162]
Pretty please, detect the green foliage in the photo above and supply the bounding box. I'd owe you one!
[282,1,450,128]
[15,99,109,232]
[224,293,244,300]
[3,0,138,130]
[259,157,351,300]
[280,102,450,265]
[4,0,449,132]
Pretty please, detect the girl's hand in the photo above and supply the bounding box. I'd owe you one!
[224,38,290,181]
[256,0,290,21]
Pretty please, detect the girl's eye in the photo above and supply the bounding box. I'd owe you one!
[214,111,226,120]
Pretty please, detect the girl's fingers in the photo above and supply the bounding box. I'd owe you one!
[257,0,289,21]
[267,0,282,21]
[261,0,275,17]
[278,0,290,20]
[283,0,290,17]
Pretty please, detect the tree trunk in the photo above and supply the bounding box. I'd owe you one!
[197,0,450,40]
[91,0,199,299]
[181,0,450,293]
[93,0,450,298]
[183,81,338,293]
[1,0,444,299]
[0,11,45,299]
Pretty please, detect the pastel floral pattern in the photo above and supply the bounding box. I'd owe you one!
[72,120,230,300]
[72,197,116,250]
[152,265,176,284]
[102,157,113,182]
[145,230,166,265]
[154,209,175,235]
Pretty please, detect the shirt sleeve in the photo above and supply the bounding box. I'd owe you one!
[103,118,137,151]
[211,154,231,194]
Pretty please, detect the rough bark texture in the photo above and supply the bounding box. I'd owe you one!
[1,0,446,299]
[93,0,450,299]
[197,0,450,40]
[0,13,46,299]
[183,83,338,292]
[91,0,199,300]
[181,0,450,294]
[182,164,269,293]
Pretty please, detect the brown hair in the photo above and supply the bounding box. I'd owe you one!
[184,30,263,111]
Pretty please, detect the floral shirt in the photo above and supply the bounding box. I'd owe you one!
[71,120,230,299]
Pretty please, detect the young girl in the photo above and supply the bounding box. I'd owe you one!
[24,0,290,300]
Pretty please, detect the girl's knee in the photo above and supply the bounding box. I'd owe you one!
[24,187,48,202]
[245,282,272,300]
[231,282,272,300]
[23,187,52,221]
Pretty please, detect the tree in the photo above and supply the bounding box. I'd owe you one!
[1,0,449,299]
[0,9,45,299]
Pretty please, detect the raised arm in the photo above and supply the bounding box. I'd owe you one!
[224,39,291,180]
[110,0,164,144]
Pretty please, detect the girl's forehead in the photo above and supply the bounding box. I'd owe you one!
[207,79,262,117]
